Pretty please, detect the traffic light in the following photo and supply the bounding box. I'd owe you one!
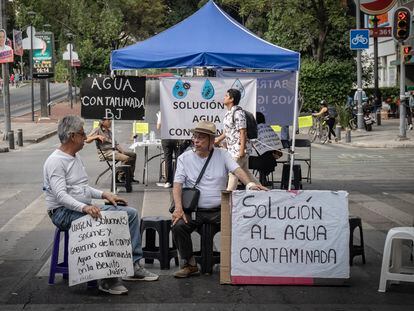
[393,7,412,42]
[403,45,412,63]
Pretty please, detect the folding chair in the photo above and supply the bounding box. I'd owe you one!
[95,142,119,185]
[95,143,132,192]
[293,139,311,183]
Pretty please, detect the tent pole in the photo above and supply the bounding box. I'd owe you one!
[288,68,300,191]
[112,119,117,194]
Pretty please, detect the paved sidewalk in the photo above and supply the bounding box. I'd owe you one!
[0,101,80,152]
[341,118,414,148]
[296,118,414,148]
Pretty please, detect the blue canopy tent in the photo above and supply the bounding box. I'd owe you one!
[111,0,299,71]
[110,0,301,190]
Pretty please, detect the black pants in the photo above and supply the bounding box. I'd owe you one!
[326,118,336,140]
[171,210,220,261]
[161,139,192,184]
[161,139,178,184]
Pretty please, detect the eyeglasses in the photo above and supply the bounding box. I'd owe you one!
[191,134,209,141]
[72,131,86,138]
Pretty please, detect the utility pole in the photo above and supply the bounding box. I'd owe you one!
[27,11,36,122]
[356,0,364,130]
[0,0,11,140]
[399,44,407,139]
[373,16,381,125]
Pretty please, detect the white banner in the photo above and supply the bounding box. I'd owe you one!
[231,190,349,279]
[160,77,256,139]
[68,211,134,286]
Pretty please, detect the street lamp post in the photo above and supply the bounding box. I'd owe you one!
[27,11,36,122]
[66,32,73,109]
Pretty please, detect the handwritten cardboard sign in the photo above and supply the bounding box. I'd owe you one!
[68,211,134,286]
[231,190,349,283]
[80,76,145,120]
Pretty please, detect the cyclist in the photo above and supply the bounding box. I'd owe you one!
[313,100,337,143]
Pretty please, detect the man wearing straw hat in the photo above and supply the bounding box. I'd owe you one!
[171,120,267,278]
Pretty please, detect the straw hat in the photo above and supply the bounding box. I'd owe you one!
[190,121,217,137]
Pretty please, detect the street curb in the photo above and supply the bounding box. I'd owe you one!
[0,147,9,153]
[348,142,414,148]
[23,130,57,144]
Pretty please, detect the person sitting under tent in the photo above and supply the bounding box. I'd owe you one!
[249,112,283,186]
[171,121,267,278]
[88,117,139,183]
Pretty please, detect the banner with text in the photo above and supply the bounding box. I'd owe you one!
[231,190,349,282]
[68,211,134,286]
[160,77,256,139]
[33,32,54,78]
[81,76,146,120]
[217,71,296,126]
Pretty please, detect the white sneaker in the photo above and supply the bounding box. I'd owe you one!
[409,124,413,130]
[123,264,159,281]
[98,278,128,295]
[163,182,172,188]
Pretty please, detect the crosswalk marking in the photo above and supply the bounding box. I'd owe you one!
[0,193,46,257]
[350,193,413,227]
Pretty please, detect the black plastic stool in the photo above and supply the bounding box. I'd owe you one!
[141,216,179,270]
[111,165,132,193]
[281,163,302,190]
[194,223,220,274]
[349,216,366,266]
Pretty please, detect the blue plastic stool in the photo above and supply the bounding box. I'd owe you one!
[48,228,97,287]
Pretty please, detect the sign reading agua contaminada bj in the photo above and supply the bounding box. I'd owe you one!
[230,190,349,285]
[81,76,146,120]
[68,211,134,286]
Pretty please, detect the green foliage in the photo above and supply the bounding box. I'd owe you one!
[335,104,352,129]
[265,0,354,63]
[300,59,355,112]
[12,0,167,81]
[54,61,69,83]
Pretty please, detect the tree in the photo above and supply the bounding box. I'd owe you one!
[11,0,167,79]
[265,0,354,63]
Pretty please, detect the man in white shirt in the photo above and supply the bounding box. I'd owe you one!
[43,116,158,295]
[171,121,267,278]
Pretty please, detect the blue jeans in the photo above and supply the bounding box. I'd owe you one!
[49,205,143,263]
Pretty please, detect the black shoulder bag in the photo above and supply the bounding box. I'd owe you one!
[169,149,214,214]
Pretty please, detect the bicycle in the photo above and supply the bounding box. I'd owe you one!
[308,115,329,144]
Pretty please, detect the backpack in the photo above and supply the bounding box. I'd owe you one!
[232,107,258,139]
[327,106,337,118]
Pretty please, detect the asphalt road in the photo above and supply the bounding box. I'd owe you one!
[0,128,413,310]
[0,83,70,118]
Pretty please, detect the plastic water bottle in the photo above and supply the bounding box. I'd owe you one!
[150,131,155,142]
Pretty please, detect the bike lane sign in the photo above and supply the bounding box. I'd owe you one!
[350,29,369,50]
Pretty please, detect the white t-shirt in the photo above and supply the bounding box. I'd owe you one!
[174,148,239,209]
[43,149,103,212]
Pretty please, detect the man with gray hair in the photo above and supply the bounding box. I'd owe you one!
[43,115,158,295]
